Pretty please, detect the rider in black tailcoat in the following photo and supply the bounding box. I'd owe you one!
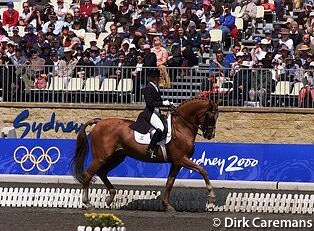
[129,68,173,158]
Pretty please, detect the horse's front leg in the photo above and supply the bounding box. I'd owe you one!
[180,157,216,203]
[162,164,181,212]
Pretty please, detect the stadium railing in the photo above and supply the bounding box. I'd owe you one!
[0,64,313,108]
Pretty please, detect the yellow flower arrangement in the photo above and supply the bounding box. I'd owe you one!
[84,213,124,228]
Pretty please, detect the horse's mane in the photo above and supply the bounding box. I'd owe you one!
[177,91,212,109]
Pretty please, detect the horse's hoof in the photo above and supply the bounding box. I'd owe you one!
[164,205,176,212]
[82,202,93,210]
[105,196,114,207]
[208,194,216,204]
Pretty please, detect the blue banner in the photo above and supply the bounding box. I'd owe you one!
[0,138,313,182]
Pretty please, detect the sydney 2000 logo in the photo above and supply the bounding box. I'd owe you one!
[13,146,61,172]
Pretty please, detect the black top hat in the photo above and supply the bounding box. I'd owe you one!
[148,68,160,78]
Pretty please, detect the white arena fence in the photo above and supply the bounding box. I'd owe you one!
[0,65,313,108]
[0,186,314,214]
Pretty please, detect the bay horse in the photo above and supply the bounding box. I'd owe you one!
[72,93,219,211]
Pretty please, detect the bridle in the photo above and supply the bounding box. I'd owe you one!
[169,103,218,138]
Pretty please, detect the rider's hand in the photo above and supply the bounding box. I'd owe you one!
[163,100,171,106]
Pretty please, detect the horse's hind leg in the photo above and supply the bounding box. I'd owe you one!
[97,149,126,207]
[82,160,103,208]
[180,157,216,203]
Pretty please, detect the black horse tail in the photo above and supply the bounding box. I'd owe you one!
[71,118,101,184]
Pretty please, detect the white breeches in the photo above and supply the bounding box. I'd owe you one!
[150,113,164,131]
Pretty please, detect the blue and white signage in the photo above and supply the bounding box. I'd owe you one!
[0,139,313,182]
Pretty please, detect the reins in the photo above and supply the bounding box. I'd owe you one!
[168,105,204,137]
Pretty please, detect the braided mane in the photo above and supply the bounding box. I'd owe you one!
[177,92,210,109]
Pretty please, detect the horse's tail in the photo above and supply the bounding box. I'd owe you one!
[72,118,101,184]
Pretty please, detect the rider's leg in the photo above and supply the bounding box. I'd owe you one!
[146,113,164,157]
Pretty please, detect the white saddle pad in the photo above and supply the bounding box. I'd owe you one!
[134,114,172,145]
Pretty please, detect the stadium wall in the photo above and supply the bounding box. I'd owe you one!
[1,103,314,143]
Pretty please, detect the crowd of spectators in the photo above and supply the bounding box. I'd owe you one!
[0,0,314,106]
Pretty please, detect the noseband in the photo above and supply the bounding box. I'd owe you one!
[200,109,218,138]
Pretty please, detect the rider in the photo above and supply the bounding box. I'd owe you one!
[142,68,173,158]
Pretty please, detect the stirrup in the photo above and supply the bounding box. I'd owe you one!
[146,149,156,159]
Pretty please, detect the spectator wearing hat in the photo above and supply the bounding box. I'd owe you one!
[42,13,64,35]
[19,1,31,26]
[295,33,314,59]
[232,59,252,106]
[279,28,293,51]
[140,7,156,29]
[57,47,78,88]
[252,38,271,64]
[89,46,101,65]
[24,24,39,45]
[103,24,123,48]
[120,38,131,55]
[142,43,157,67]
[295,44,311,66]
[80,0,94,18]
[70,19,86,42]
[188,21,201,53]
[102,0,119,22]
[3,1,19,28]
[218,3,235,41]
[230,51,245,77]
[114,1,131,28]
[9,26,22,45]
[87,6,106,34]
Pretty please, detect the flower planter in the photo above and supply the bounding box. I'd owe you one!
[77,226,126,231]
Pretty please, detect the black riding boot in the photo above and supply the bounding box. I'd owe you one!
[146,129,163,158]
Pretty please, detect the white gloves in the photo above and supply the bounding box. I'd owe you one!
[163,100,174,106]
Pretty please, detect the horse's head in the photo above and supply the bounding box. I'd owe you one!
[199,100,219,140]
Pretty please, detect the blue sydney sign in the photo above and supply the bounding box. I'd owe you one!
[0,138,313,182]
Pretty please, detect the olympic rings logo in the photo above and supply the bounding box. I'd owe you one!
[13,146,61,172]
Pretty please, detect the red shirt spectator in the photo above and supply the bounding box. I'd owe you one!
[80,0,94,19]
[3,1,19,27]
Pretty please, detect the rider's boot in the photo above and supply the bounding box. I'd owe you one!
[146,129,163,158]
